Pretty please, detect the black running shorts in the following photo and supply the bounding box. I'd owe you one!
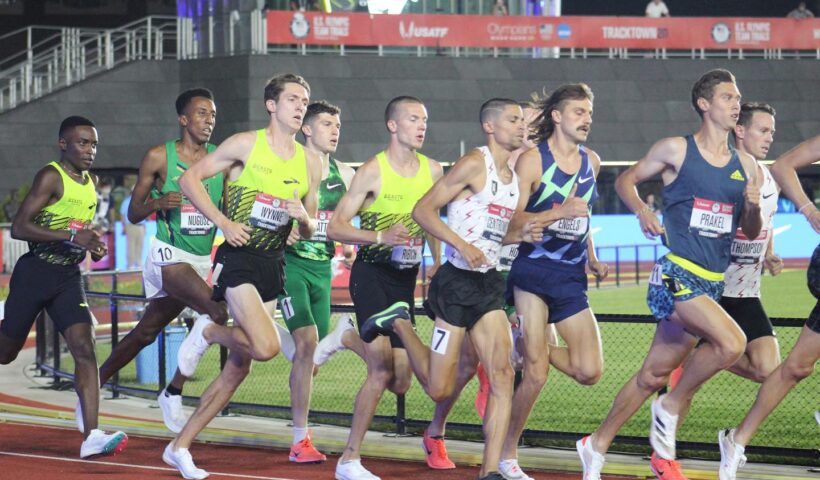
[424,262,506,331]
[349,260,417,349]
[719,296,774,342]
[211,244,286,303]
[1,253,92,340]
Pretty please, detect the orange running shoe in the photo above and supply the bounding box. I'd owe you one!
[650,452,689,480]
[289,434,327,464]
[475,363,490,420]
[422,429,456,469]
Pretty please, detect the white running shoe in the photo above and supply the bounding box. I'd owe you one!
[75,400,84,433]
[163,442,209,479]
[718,428,746,480]
[274,321,296,362]
[576,436,605,480]
[177,315,214,377]
[80,429,128,459]
[815,410,820,426]
[335,458,381,480]
[650,395,678,460]
[498,458,534,480]
[314,315,355,366]
[158,388,186,433]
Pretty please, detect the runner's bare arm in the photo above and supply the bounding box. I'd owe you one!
[414,152,486,266]
[738,150,762,240]
[615,137,683,237]
[770,134,820,232]
[327,158,382,245]
[128,145,178,223]
[180,131,255,246]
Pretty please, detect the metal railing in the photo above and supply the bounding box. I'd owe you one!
[31,268,817,463]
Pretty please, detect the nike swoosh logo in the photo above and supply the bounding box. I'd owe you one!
[762,193,774,199]
[171,176,180,181]
[283,177,299,184]
[577,176,592,184]
[326,183,342,190]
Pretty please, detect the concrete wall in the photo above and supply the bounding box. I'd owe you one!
[0,54,818,202]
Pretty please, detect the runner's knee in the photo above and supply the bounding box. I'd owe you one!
[782,355,815,382]
[250,339,279,361]
[572,363,602,386]
[637,369,667,393]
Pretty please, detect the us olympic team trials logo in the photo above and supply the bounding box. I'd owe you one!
[711,22,731,43]
[290,12,310,39]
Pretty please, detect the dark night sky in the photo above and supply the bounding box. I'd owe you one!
[560,0,817,18]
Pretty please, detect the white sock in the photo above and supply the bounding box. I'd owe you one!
[293,426,308,444]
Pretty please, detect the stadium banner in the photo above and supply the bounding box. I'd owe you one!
[268,11,820,50]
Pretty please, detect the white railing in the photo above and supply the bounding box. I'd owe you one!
[0,11,271,114]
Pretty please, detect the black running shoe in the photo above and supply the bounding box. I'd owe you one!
[477,472,504,480]
[359,301,410,343]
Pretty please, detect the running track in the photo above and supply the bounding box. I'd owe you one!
[0,422,639,480]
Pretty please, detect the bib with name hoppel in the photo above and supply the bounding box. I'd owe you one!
[445,146,519,272]
[152,141,222,256]
[358,150,434,269]
[519,142,598,265]
[30,161,97,266]
[287,157,347,262]
[224,129,309,254]
[661,135,746,273]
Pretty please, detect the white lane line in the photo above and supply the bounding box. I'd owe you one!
[0,451,296,480]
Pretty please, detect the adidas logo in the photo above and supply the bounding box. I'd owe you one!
[730,170,745,181]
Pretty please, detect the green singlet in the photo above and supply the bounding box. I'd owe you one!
[151,141,222,256]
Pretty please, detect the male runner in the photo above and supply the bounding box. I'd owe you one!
[280,100,356,463]
[94,88,228,434]
[501,83,608,480]
[0,116,128,458]
[715,102,782,382]
[164,73,320,479]
[719,134,820,480]
[576,69,762,480]
[361,98,545,479]
[327,96,443,480]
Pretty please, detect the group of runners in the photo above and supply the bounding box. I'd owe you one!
[0,68,817,480]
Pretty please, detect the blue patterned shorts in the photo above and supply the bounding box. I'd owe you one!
[647,255,724,322]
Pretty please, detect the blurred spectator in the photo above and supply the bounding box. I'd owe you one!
[787,2,814,18]
[645,0,670,17]
[119,177,145,270]
[492,0,508,16]
[93,176,114,233]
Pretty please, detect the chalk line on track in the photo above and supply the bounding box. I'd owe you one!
[0,451,298,480]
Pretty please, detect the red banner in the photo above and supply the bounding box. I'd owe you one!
[268,11,820,50]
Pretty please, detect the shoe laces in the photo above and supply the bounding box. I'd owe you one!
[427,436,449,459]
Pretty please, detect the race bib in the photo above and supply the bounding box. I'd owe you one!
[482,204,513,243]
[180,204,213,235]
[689,197,734,238]
[66,219,90,252]
[249,193,290,231]
[547,202,588,241]
[499,244,519,268]
[391,237,423,269]
[310,210,333,242]
[151,243,176,264]
[649,263,664,286]
[730,228,768,265]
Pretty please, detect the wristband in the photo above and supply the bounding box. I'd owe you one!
[375,231,383,245]
[798,202,815,214]
[68,227,78,244]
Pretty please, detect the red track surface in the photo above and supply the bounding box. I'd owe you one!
[0,422,638,480]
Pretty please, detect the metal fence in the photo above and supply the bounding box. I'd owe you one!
[32,268,817,464]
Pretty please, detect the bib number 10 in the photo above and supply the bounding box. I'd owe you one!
[157,246,174,262]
